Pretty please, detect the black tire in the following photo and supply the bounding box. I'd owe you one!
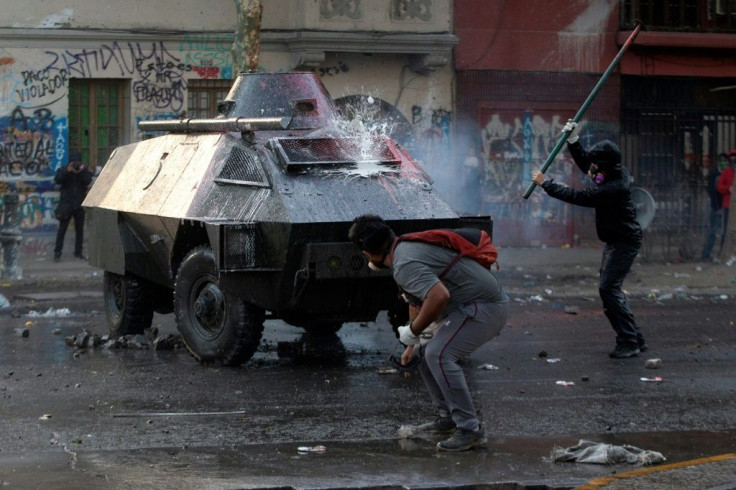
[301,322,343,335]
[174,245,264,366]
[103,271,155,336]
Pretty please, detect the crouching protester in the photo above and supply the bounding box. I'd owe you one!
[349,215,509,452]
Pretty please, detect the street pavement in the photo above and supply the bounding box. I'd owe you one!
[7,241,736,298]
[1,242,736,489]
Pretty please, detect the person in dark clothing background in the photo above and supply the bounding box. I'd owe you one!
[53,152,93,262]
[532,121,646,359]
[701,153,727,262]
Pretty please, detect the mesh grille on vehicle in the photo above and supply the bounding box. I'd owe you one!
[223,223,260,269]
[216,147,268,186]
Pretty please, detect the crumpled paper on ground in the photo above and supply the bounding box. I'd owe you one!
[547,439,666,465]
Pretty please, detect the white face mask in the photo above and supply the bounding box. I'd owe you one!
[367,261,382,272]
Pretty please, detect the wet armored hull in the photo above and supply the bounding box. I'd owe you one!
[84,72,490,365]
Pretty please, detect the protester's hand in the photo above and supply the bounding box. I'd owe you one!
[532,171,545,186]
[398,324,420,346]
[401,344,414,366]
[563,120,579,144]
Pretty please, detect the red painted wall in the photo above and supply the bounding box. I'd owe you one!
[455,0,621,73]
[455,0,736,78]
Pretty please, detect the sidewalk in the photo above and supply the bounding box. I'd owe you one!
[500,245,736,297]
[2,244,735,299]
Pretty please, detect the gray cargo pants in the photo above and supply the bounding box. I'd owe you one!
[418,298,509,431]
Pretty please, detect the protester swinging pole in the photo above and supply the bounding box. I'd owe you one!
[522,20,644,199]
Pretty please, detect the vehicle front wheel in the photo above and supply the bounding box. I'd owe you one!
[103,271,155,336]
[174,245,264,366]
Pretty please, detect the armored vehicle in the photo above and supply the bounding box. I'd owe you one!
[83,72,491,366]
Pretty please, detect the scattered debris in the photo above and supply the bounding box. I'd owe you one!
[378,366,399,374]
[27,307,71,317]
[546,358,561,364]
[0,293,9,309]
[564,305,579,314]
[397,425,416,439]
[112,410,247,418]
[478,363,499,370]
[297,445,326,454]
[644,358,662,369]
[39,414,52,420]
[640,376,663,382]
[556,381,575,387]
[538,350,548,358]
[581,376,590,382]
[548,439,666,465]
[14,328,29,338]
[65,329,184,352]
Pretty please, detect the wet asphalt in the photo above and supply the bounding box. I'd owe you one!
[1,248,735,489]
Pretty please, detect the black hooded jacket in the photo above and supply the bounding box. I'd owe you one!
[54,165,93,219]
[540,141,642,245]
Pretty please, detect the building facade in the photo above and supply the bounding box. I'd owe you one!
[454,0,736,257]
[0,0,457,253]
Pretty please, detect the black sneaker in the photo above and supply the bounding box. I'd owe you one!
[437,426,487,452]
[414,417,456,434]
[53,253,61,263]
[638,341,649,352]
[609,345,640,358]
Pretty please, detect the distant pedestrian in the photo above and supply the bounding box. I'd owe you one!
[716,149,736,257]
[53,152,93,262]
[349,215,508,451]
[701,153,727,262]
[532,121,646,359]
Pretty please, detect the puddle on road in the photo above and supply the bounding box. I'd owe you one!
[2,313,397,372]
[66,429,736,489]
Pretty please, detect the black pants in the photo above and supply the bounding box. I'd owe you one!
[599,241,644,348]
[55,207,85,256]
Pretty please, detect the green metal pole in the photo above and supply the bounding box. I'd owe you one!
[523,20,644,199]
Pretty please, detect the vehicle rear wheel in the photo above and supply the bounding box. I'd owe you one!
[103,271,155,336]
[301,322,343,335]
[174,245,264,366]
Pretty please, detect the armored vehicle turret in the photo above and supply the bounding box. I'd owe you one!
[83,72,491,365]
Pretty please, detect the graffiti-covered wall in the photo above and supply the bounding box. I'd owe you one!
[1,41,456,237]
[0,37,239,232]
